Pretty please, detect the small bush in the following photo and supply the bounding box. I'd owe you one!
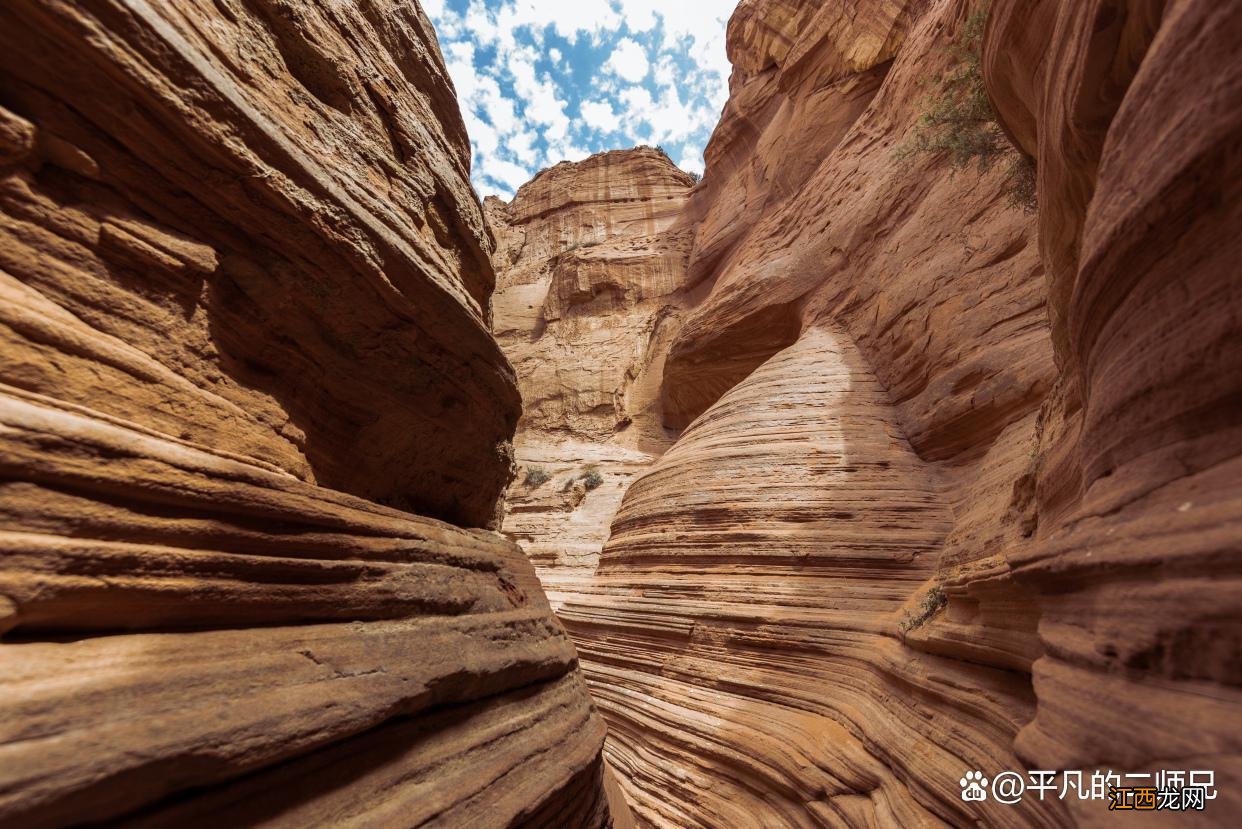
[687,171,702,183]
[895,1,1036,211]
[523,466,550,487]
[899,586,948,632]
[1003,154,1036,213]
[558,465,605,492]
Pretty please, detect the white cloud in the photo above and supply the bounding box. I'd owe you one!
[546,140,591,164]
[481,157,537,192]
[442,40,476,99]
[508,128,537,161]
[644,2,738,42]
[651,54,677,90]
[606,37,649,83]
[423,0,739,198]
[476,76,519,133]
[678,152,703,174]
[580,99,620,133]
[504,0,619,42]
[618,84,654,115]
[688,30,732,110]
[463,2,500,45]
[617,82,717,145]
[507,47,570,136]
[612,0,662,32]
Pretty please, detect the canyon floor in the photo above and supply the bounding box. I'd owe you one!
[1,0,1240,827]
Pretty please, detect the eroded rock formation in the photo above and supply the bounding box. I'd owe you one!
[493,147,693,584]
[0,1,610,825]
[494,0,1242,826]
[984,0,1242,818]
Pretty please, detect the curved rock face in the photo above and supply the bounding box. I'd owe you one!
[0,0,519,529]
[983,0,1242,820]
[561,1,1065,823]
[0,0,609,825]
[496,0,1242,826]
[567,326,1055,826]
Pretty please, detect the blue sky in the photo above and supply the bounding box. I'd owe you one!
[423,0,739,199]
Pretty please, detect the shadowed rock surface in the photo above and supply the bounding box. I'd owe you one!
[0,0,611,826]
[0,0,519,529]
[493,0,1242,826]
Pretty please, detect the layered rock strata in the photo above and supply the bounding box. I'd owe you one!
[0,0,609,825]
[984,0,1242,821]
[493,148,693,587]
[0,0,519,529]
[494,0,1242,826]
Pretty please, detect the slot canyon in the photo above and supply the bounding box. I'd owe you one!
[1,0,1240,826]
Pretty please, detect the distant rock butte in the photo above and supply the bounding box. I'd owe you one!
[0,0,611,825]
[494,0,1242,826]
[492,147,694,585]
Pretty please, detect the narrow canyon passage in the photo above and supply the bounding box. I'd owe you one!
[1,0,1240,826]
[558,325,1020,826]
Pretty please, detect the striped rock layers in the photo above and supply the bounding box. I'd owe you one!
[984,0,1242,822]
[0,0,610,826]
[495,0,1242,826]
[493,148,694,587]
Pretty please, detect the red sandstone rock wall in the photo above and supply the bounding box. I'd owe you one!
[567,1,1065,823]
[495,0,1242,826]
[0,0,519,529]
[0,1,610,825]
[984,0,1242,822]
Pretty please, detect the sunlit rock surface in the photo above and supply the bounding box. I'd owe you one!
[492,147,694,588]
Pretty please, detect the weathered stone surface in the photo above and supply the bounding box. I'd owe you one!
[985,0,1242,822]
[567,326,1060,826]
[0,0,519,529]
[492,148,693,442]
[493,147,693,592]
[489,149,699,822]
[0,0,609,825]
[496,0,1242,826]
